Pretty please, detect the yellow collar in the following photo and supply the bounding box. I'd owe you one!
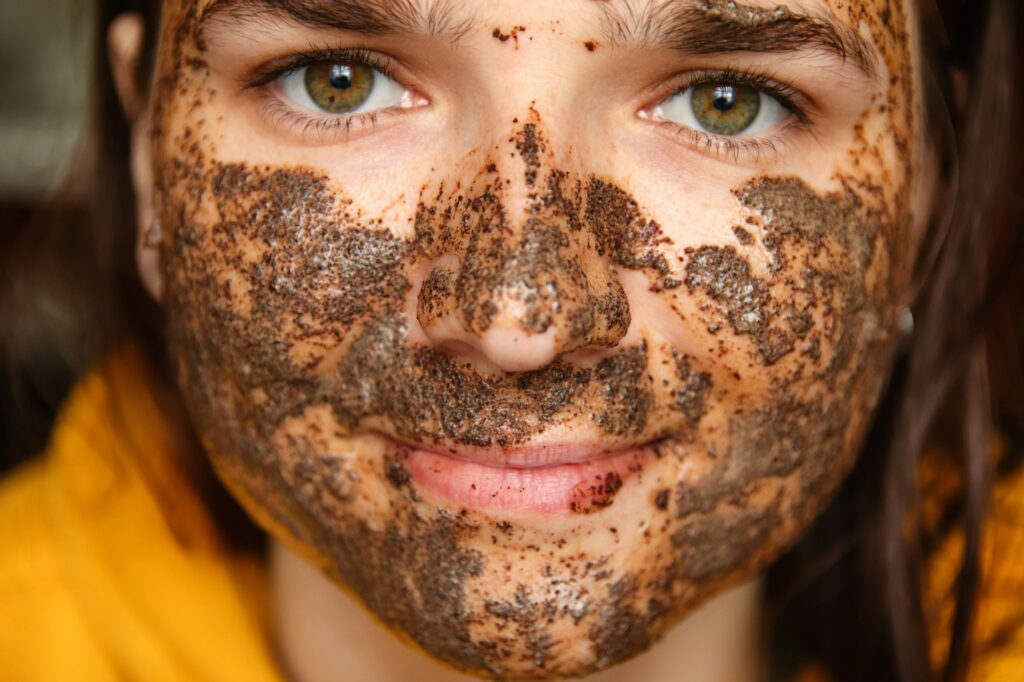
[40,345,282,681]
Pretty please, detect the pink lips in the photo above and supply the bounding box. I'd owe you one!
[403,443,648,514]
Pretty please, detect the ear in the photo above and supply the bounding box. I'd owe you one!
[109,13,163,301]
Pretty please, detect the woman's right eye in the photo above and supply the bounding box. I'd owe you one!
[278,60,412,115]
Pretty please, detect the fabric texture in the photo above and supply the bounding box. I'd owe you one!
[921,437,1024,678]
[1,346,1022,680]
[0,347,281,681]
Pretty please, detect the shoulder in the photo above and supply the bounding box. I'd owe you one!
[0,458,61,603]
[924,444,1024,681]
[0,457,118,679]
[0,350,283,681]
[0,458,53,581]
[969,463,1024,680]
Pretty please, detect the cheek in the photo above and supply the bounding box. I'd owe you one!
[637,184,905,619]
[688,177,889,369]
[159,162,398,413]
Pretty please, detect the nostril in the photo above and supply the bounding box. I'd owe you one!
[412,155,640,372]
[415,250,633,372]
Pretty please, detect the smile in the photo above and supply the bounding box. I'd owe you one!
[397,438,654,514]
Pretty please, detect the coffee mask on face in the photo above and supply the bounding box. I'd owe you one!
[150,0,918,676]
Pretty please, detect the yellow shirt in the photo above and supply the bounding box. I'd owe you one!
[1,347,1022,681]
[0,348,282,681]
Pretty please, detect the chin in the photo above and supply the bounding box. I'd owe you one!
[203,403,860,680]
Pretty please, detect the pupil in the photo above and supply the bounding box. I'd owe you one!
[329,65,354,90]
[712,86,735,112]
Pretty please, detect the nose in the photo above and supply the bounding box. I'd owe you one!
[414,122,630,372]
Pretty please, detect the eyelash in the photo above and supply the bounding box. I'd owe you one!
[246,46,408,140]
[650,67,815,162]
[247,50,815,159]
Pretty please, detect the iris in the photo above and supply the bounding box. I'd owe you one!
[303,62,375,113]
[690,83,761,135]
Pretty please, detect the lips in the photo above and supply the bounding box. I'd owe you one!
[400,441,651,514]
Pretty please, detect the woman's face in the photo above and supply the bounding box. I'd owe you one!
[144,0,925,677]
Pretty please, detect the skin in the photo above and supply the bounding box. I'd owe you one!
[116,0,929,678]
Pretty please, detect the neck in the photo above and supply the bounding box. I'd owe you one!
[271,540,764,682]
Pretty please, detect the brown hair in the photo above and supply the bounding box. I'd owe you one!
[767,1,1024,680]
[0,0,162,459]
[1,1,1022,680]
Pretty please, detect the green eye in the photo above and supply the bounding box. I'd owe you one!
[651,79,788,138]
[279,58,409,116]
[303,62,375,114]
[690,83,761,136]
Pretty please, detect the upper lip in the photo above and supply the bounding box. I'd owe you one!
[387,434,650,468]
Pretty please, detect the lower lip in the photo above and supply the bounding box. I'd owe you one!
[403,447,648,514]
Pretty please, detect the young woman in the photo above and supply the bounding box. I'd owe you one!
[2,0,1022,680]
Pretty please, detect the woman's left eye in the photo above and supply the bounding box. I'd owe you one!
[278,60,411,115]
[651,82,788,137]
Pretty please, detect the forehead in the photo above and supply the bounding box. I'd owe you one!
[186,0,910,53]
[188,0,897,20]
[178,0,916,97]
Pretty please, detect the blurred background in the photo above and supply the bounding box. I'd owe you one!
[0,1,91,469]
[0,1,90,203]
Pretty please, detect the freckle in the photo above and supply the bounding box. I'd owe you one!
[584,40,598,52]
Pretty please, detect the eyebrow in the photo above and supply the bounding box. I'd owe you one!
[200,0,477,43]
[596,0,876,77]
